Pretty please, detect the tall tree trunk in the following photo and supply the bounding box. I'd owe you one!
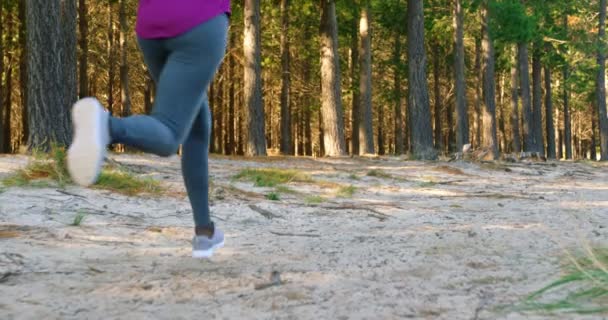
[518,43,534,153]
[510,57,522,153]
[407,0,436,159]
[432,43,443,151]
[498,73,507,152]
[591,104,598,160]
[62,0,78,131]
[563,15,572,159]
[474,36,482,148]
[378,105,385,155]
[26,0,75,149]
[481,3,499,159]
[597,0,608,160]
[118,0,131,118]
[319,0,346,156]
[279,0,292,155]
[228,36,236,155]
[393,31,404,155]
[532,44,544,154]
[544,53,556,159]
[244,0,267,156]
[4,66,13,153]
[454,0,468,152]
[19,1,28,146]
[107,2,115,116]
[350,17,360,155]
[358,3,375,155]
[78,0,88,98]
[0,3,5,153]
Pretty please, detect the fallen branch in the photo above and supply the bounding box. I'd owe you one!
[269,231,320,238]
[249,205,282,219]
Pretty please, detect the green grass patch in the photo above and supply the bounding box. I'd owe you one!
[367,169,392,179]
[336,185,357,198]
[418,181,437,188]
[1,145,164,196]
[348,173,360,180]
[70,211,87,226]
[265,192,280,201]
[275,185,297,194]
[515,247,608,315]
[94,170,163,196]
[233,168,311,187]
[304,195,326,204]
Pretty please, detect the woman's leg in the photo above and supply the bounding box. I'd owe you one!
[109,15,228,157]
[182,95,212,229]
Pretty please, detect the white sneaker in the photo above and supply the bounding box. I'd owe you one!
[67,98,110,186]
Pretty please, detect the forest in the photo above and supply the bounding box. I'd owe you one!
[0,0,606,161]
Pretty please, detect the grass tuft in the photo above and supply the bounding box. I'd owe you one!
[95,170,163,196]
[265,192,280,201]
[70,211,87,226]
[516,247,608,315]
[233,168,311,187]
[348,173,360,180]
[367,169,392,179]
[304,195,325,204]
[275,185,297,194]
[336,185,357,198]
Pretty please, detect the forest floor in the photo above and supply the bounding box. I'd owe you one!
[0,153,607,320]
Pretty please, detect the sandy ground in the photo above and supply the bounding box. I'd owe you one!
[0,153,607,320]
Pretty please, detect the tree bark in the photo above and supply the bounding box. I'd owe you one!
[432,43,443,151]
[591,104,598,160]
[244,0,267,156]
[544,50,556,159]
[518,43,534,153]
[597,0,608,160]
[532,43,544,154]
[107,1,115,116]
[510,56,522,153]
[454,0,469,152]
[4,66,13,153]
[0,3,5,153]
[407,0,436,159]
[481,3,499,159]
[319,0,347,156]
[19,0,28,146]
[358,3,375,155]
[26,0,76,149]
[474,36,482,148]
[393,31,404,155]
[279,0,292,155]
[563,15,572,159]
[350,17,360,155]
[227,35,236,155]
[78,0,88,98]
[118,0,131,118]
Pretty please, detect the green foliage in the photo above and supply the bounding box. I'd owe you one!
[70,211,87,227]
[490,0,537,44]
[337,185,357,198]
[233,168,311,187]
[265,192,280,201]
[516,248,608,315]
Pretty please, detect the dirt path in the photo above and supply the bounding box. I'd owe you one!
[0,154,607,319]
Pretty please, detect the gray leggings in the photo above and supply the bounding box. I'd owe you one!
[109,14,229,228]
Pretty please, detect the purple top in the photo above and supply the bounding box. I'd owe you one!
[136,0,231,39]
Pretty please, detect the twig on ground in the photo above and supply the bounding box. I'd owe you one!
[249,205,282,219]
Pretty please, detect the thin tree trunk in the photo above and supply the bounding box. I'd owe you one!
[0,3,5,153]
[498,73,507,152]
[433,43,443,151]
[319,0,347,156]
[244,0,267,156]
[78,0,88,98]
[454,0,468,152]
[532,43,544,154]
[518,43,534,153]
[474,36,482,148]
[228,36,236,155]
[563,15,572,159]
[279,0,292,155]
[481,3,499,159]
[510,56,522,153]
[597,0,608,160]
[4,66,12,153]
[592,104,598,160]
[407,0,436,159]
[107,2,115,116]
[544,51,556,159]
[378,105,385,155]
[18,0,28,146]
[118,0,131,118]
[394,31,404,155]
[359,3,374,155]
[350,17,360,155]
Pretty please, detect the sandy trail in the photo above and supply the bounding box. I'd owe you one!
[0,154,607,319]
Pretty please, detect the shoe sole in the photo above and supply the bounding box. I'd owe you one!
[67,98,107,187]
[192,241,225,259]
